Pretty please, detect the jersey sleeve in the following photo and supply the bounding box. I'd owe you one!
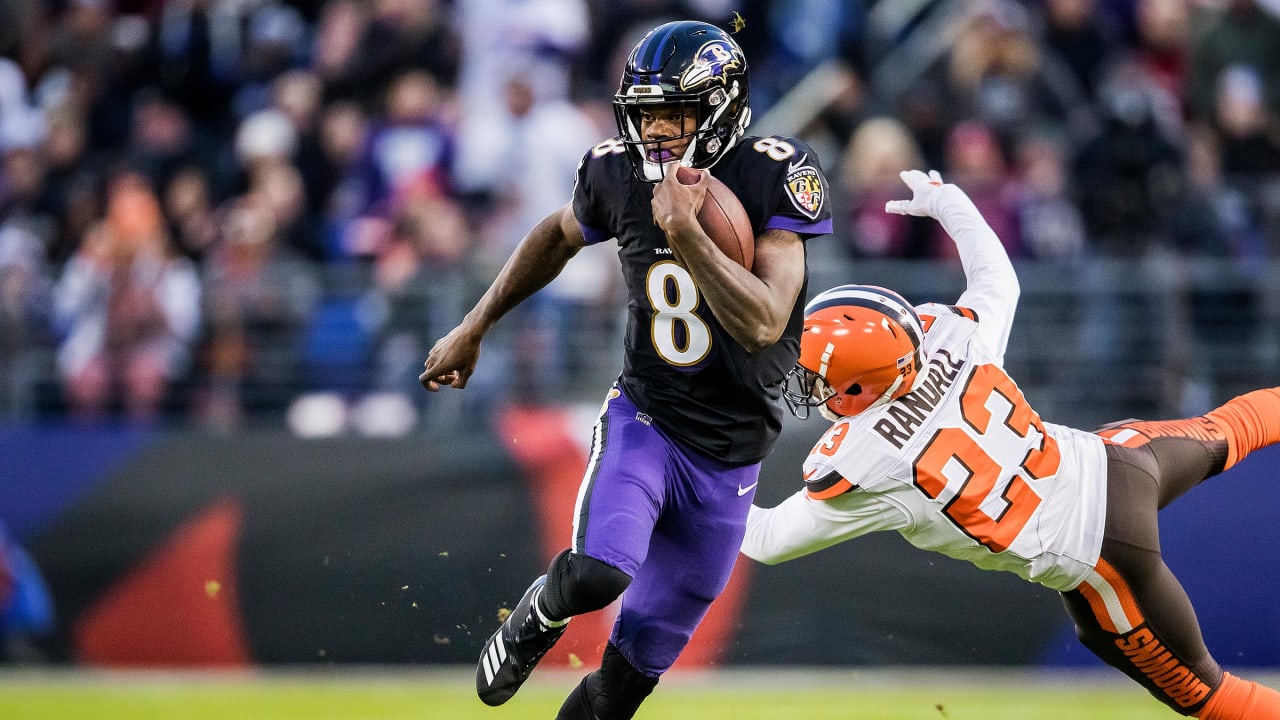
[931,184,1019,361]
[745,136,834,239]
[743,414,912,566]
[916,303,980,335]
[742,489,908,565]
[571,139,622,246]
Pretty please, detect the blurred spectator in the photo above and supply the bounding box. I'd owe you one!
[52,172,200,423]
[197,190,319,430]
[929,1,1089,153]
[835,116,929,258]
[0,145,56,256]
[1010,131,1088,260]
[452,0,588,195]
[270,70,324,151]
[0,58,46,156]
[1186,0,1280,124]
[125,89,202,196]
[269,69,342,252]
[0,224,52,419]
[1041,0,1125,99]
[315,0,459,109]
[310,100,369,256]
[162,164,219,261]
[1164,126,1266,260]
[38,109,102,265]
[791,60,870,173]
[257,155,322,280]
[1163,126,1266,411]
[38,61,120,159]
[232,108,327,264]
[935,120,1022,259]
[484,74,603,254]
[229,1,310,120]
[1073,58,1185,257]
[1133,0,1192,115]
[364,176,470,406]
[150,0,252,136]
[0,139,61,417]
[1211,64,1280,178]
[342,69,454,260]
[233,107,298,182]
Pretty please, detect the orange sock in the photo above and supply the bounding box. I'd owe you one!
[1196,672,1280,720]
[1205,388,1280,471]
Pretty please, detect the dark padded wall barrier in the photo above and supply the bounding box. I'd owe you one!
[9,426,1278,667]
[27,431,541,665]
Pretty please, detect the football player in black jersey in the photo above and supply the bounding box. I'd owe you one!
[420,20,832,720]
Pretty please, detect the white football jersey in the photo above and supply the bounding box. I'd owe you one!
[743,183,1108,593]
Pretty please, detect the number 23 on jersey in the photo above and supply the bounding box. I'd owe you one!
[815,364,1062,553]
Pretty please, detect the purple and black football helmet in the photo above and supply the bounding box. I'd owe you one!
[613,20,752,182]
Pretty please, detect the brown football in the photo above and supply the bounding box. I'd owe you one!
[676,166,754,270]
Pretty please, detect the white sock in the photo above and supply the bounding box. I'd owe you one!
[532,587,569,628]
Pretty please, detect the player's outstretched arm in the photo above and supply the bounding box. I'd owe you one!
[885,170,1019,359]
[419,204,585,391]
[742,495,847,565]
[742,491,902,565]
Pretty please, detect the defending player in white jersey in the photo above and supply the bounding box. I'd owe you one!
[742,170,1280,719]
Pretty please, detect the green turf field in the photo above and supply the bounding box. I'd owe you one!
[0,667,1203,720]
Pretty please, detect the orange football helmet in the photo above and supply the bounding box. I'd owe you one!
[784,284,925,420]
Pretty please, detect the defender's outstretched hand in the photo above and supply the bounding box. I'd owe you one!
[884,169,946,218]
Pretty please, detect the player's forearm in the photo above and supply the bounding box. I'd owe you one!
[463,212,580,334]
[674,228,801,353]
[741,495,854,565]
[741,506,804,565]
[934,186,1019,310]
[689,264,787,353]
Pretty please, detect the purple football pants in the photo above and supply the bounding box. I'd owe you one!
[571,385,760,677]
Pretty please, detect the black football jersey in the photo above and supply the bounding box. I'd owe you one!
[572,135,833,464]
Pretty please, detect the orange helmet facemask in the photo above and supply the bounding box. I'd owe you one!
[783,284,926,421]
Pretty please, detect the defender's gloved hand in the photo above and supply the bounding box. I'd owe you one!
[884,169,946,218]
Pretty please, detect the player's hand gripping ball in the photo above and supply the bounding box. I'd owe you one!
[676,166,754,270]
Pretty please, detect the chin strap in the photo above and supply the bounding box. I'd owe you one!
[908,356,930,392]
[866,375,904,411]
[822,356,929,421]
[866,356,929,411]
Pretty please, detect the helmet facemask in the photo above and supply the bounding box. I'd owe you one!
[785,285,927,421]
[613,86,750,182]
[783,365,837,421]
[784,359,915,422]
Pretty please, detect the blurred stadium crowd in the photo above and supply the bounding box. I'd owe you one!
[0,0,1278,433]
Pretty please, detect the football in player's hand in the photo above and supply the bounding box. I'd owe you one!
[676,166,754,270]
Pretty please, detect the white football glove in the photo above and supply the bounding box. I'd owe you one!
[884,169,946,218]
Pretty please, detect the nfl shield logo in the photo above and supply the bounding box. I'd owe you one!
[785,165,824,220]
